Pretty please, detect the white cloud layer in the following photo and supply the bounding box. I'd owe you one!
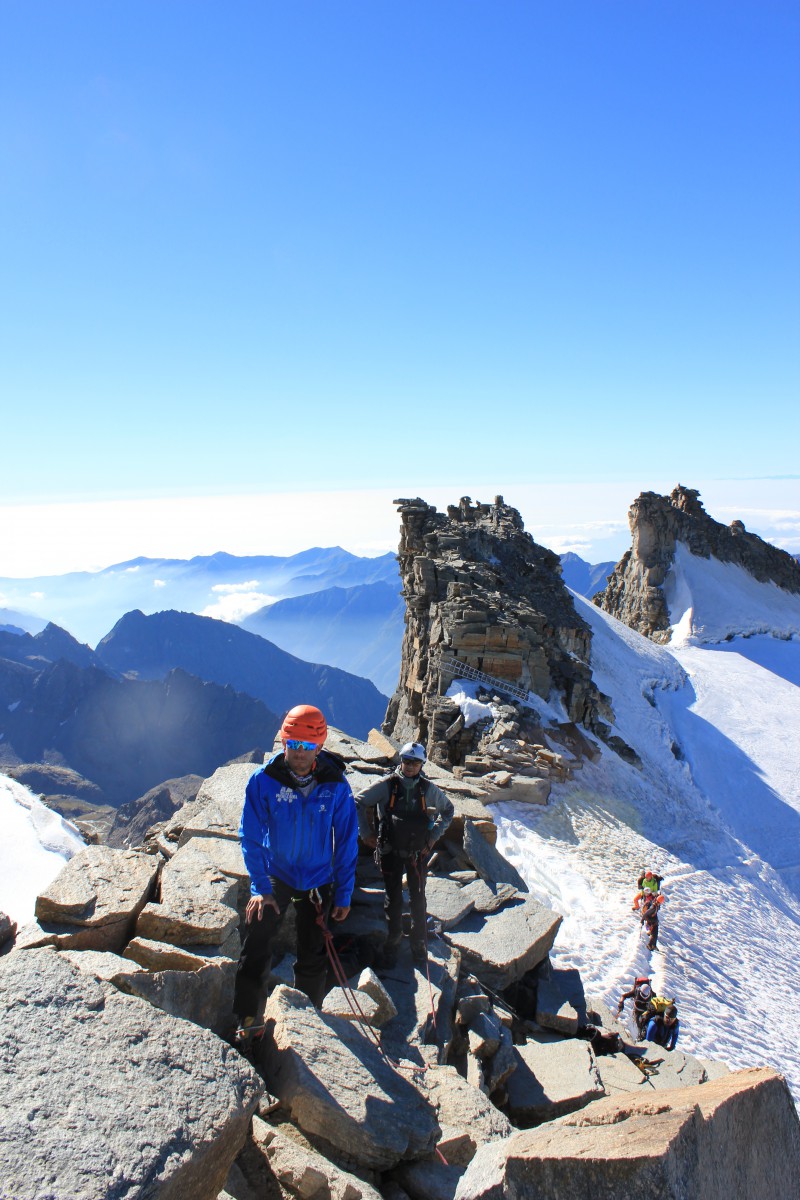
[0,479,798,577]
[201,591,276,623]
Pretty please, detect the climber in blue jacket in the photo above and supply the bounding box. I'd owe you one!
[645,1005,680,1050]
[233,704,358,1043]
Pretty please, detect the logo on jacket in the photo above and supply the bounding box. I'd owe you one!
[275,787,295,804]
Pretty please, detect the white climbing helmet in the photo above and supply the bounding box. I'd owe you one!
[399,742,427,763]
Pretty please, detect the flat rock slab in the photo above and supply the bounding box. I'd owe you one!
[137,839,240,946]
[346,967,398,1026]
[634,1042,709,1090]
[60,948,143,986]
[461,822,527,891]
[536,966,586,1035]
[415,1064,512,1161]
[592,1051,649,1096]
[250,1116,384,1200]
[506,1037,603,1124]
[124,933,239,972]
[34,846,158,952]
[123,959,236,1035]
[326,729,393,765]
[503,775,551,805]
[263,985,439,1170]
[458,878,518,914]
[168,762,255,843]
[321,988,382,1025]
[0,948,262,1200]
[443,896,561,991]
[425,877,476,929]
[379,940,461,1063]
[396,1159,466,1200]
[455,1067,800,1200]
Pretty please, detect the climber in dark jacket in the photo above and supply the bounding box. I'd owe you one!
[617,978,654,1037]
[356,741,453,968]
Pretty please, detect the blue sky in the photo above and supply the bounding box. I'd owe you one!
[1,2,798,571]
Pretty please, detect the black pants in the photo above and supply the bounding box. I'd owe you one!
[380,849,427,950]
[233,878,333,1017]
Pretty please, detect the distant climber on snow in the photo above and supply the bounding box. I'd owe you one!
[632,868,665,910]
[356,740,453,970]
[641,900,660,951]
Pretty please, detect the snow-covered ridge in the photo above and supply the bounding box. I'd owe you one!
[666,542,800,646]
[0,775,85,927]
[488,579,800,1109]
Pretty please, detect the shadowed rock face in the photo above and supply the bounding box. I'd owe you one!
[382,496,611,764]
[454,1066,800,1200]
[595,485,800,642]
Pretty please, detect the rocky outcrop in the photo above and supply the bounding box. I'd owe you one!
[454,1067,800,1199]
[0,948,262,1200]
[23,845,159,953]
[249,1116,384,1200]
[262,985,440,1171]
[0,909,16,950]
[595,485,800,641]
[383,496,613,769]
[106,773,205,848]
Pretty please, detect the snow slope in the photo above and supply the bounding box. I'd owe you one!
[485,552,800,1106]
[0,775,85,928]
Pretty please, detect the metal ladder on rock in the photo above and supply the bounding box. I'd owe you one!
[432,655,530,703]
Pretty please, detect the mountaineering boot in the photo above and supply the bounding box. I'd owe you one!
[234,1015,264,1064]
[411,942,427,968]
[377,939,400,970]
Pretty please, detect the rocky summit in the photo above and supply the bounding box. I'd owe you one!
[595,484,800,642]
[382,496,616,776]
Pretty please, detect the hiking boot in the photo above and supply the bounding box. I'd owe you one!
[411,943,427,968]
[377,942,399,970]
[234,1017,264,1064]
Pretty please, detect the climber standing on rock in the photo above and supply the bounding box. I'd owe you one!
[233,704,358,1051]
[356,742,453,969]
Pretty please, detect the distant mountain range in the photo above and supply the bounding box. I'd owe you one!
[559,552,616,598]
[0,546,614,822]
[96,609,387,737]
[242,581,405,696]
[0,548,399,647]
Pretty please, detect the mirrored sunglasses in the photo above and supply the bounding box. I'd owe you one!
[285,738,318,751]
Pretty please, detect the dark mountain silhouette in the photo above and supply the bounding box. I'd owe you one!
[0,623,100,671]
[95,609,387,738]
[0,656,279,807]
[241,581,404,696]
[559,552,616,598]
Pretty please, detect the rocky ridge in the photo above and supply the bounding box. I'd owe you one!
[381,495,636,785]
[595,484,800,641]
[3,726,799,1199]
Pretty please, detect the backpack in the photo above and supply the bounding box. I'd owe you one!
[379,773,431,857]
[646,994,675,1018]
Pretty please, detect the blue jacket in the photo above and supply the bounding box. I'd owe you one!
[239,750,358,909]
[645,1015,680,1050]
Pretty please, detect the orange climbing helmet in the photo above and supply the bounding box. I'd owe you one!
[280,704,328,745]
